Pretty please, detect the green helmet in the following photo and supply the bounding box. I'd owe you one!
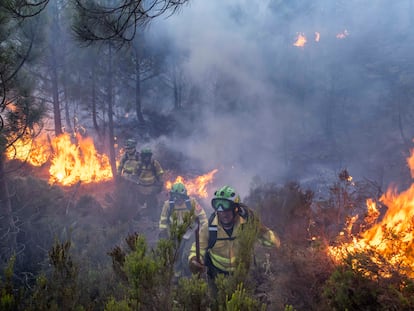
[141,147,152,155]
[211,185,240,211]
[125,139,137,149]
[170,182,187,197]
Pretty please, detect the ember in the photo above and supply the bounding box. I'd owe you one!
[293,32,307,47]
[336,29,349,39]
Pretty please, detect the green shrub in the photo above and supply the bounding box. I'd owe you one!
[174,274,209,311]
[323,250,414,311]
[225,283,266,311]
[0,256,17,311]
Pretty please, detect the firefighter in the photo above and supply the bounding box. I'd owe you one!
[159,182,208,277]
[188,185,280,280]
[117,138,139,178]
[134,147,164,221]
[114,138,140,222]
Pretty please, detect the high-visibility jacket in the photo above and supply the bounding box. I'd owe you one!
[135,159,164,186]
[159,197,208,231]
[117,152,139,175]
[188,212,280,273]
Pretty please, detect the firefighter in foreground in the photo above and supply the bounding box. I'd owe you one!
[159,182,208,277]
[134,147,164,221]
[188,185,280,281]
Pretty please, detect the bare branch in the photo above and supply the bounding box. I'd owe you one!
[1,0,49,18]
[72,0,188,45]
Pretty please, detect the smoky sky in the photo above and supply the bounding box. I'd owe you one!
[149,1,414,196]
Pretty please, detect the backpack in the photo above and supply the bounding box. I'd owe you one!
[166,197,193,225]
[135,159,158,181]
[120,153,139,174]
[206,205,250,250]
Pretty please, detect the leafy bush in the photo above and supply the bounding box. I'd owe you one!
[323,251,414,311]
[0,256,18,311]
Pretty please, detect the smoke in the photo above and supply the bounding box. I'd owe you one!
[151,1,414,196]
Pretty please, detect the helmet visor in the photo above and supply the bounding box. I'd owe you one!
[212,198,234,211]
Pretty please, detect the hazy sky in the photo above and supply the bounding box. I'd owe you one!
[151,1,414,196]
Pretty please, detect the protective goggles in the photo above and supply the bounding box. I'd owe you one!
[171,193,186,200]
[211,198,234,211]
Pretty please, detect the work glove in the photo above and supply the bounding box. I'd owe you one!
[189,257,206,275]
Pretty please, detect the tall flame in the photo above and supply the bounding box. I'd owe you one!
[48,133,112,186]
[6,137,50,167]
[328,149,414,277]
[165,169,218,198]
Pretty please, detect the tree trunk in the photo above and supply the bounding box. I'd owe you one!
[173,71,182,110]
[51,61,63,136]
[91,65,100,137]
[107,45,117,177]
[134,47,145,124]
[61,46,72,134]
[0,151,17,259]
[49,1,63,136]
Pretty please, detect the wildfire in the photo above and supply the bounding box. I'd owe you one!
[6,132,113,186]
[165,169,218,198]
[49,133,112,186]
[6,136,50,167]
[328,150,414,278]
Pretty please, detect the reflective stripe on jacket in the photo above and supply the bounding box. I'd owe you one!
[136,159,164,185]
[159,197,207,231]
[118,153,139,175]
[188,213,280,273]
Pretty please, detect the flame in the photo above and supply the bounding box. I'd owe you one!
[336,29,349,39]
[48,133,112,186]
[6,136,50,167]
[293,32,307,47]
[328,149,414,277]
[6,102,18,113]
[165,169,218,198]
[315,32,320,42]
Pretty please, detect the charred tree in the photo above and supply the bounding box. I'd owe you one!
[107,44,117,177]
[0,3,46,259]
[45,0,68,136]
[72,0,188,45]
[133,44,145,124]
[50,55,63,136]
[0,150,17,259]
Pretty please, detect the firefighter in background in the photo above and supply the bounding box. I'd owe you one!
[188,185,280,282]
[117,138,139,178]
[115,138,140,222]
[159,182,208,277]
[134,147,164,221]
